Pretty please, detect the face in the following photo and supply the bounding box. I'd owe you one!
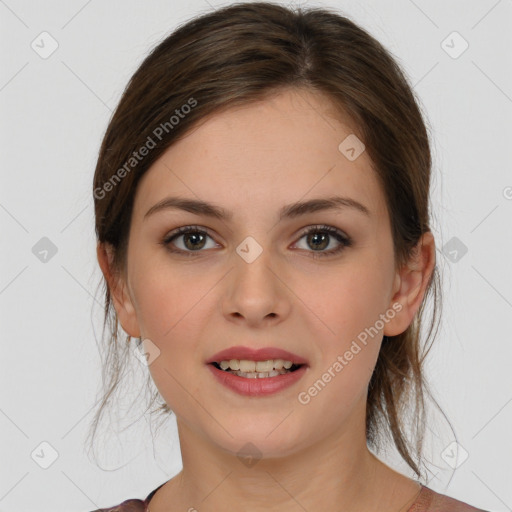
[104,87,423,460]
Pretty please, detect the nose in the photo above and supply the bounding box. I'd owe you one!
[222,241,290,327]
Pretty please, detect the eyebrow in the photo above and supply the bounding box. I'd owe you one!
[143,195,371,222]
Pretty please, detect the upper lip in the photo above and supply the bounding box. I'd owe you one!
[206,345,308,365]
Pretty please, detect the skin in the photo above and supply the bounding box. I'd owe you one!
[98,87,436,512]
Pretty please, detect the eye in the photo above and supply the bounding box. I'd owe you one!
[293,224,352,258]
[161,224,352,258]
[161,225,218,256]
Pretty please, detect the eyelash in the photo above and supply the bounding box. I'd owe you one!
[161,224,353,259]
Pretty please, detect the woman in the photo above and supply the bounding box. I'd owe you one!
[89,2,489,511]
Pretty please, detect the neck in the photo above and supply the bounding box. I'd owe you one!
[149,406,419,512]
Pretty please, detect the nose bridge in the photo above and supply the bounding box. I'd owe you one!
[232,233,274,286]
[224,233,286,322]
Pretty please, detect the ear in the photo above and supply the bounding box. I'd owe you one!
[383,231,436,337]
[96,242,141,338]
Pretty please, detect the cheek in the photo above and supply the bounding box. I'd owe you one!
[296,335,379,443]
[298,288,383,424]
[304,259,392,344]
[131,268,211,412]
[130,257,207,339]
[129,250,225,333]
[298,254,390,401]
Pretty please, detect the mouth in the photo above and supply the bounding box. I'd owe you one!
[209,359,305,379]
[206,357,308,396]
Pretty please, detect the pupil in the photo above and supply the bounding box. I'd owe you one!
[185,233,205,250]
[309,232,328,250]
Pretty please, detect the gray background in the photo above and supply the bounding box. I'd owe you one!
[1,0,511,511]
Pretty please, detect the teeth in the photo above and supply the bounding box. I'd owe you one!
[233,369,289,378]
[217,358,296,372]
[256,360,273,372]
[239,360,256,372]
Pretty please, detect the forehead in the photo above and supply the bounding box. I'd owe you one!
[133,88,387,223]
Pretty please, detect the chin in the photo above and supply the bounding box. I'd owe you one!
[212,425,307,461]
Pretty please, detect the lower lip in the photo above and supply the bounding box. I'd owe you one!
[207,364,308,396]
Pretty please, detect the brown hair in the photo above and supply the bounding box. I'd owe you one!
[89,1,442,479]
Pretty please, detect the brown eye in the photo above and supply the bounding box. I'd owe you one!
[162,226,217,256]
[181,231,207,250]
[294,225,352,258]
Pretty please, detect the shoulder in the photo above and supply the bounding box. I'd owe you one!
[89,498,146,511]
[88,481,166,512]
[409,485,490,512]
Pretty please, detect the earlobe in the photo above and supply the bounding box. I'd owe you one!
[384,231,436,337]
[96,242,141,338]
